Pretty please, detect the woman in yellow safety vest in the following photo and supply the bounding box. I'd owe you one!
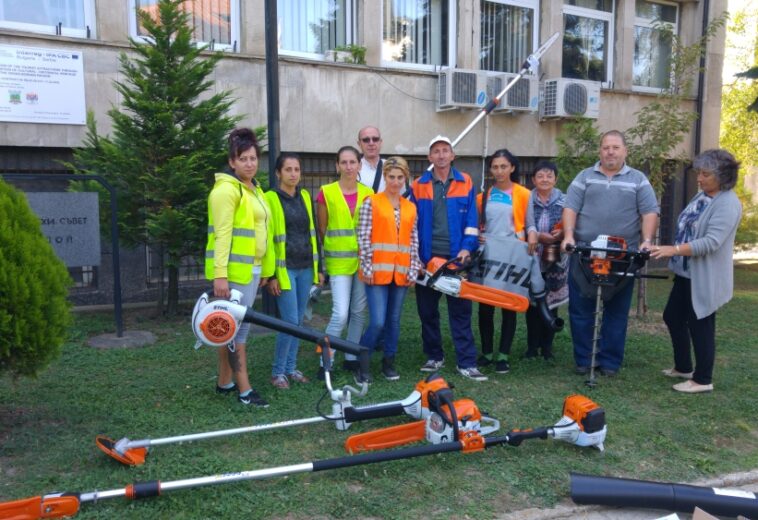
[356,156,421,382]
[205,127,274,407]
[315,146,373,380]
[265,153,323,389]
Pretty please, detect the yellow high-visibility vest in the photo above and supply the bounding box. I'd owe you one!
[265,189,319,290]
[321,181,372,276]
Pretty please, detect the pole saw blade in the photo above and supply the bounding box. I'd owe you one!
[447,31,561,151]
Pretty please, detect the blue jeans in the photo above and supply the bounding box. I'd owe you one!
[568,272,634,371]
[415,282,477,369]
[325,273,367,361]
[360,282,408,358]
[272,268,313,376]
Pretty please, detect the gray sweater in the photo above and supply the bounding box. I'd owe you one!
[672,189,742,319]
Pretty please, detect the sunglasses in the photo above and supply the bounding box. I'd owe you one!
[361,136,381,143]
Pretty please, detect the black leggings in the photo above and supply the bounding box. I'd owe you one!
[478,303,516,356]
[662,276,716,385]
[525,305,557,355]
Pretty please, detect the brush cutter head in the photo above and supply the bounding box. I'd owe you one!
[95,435,147,466]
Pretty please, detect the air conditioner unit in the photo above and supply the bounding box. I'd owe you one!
[539,78,601,120]
[485,73,538,113]
[437,68,489,111]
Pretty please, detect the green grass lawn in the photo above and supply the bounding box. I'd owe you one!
[2,264,757,519]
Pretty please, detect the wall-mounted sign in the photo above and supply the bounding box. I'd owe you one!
[24,192,100,267]
[0,44,85,125]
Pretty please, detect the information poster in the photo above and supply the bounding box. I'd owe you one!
[0,44,86,125]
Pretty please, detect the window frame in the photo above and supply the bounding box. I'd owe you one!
[128,0,240,52]
[480,0,540,75]
[380,0,457,71]
[632,0,679,93]
[277,0,357,60]
[0,0,96,38]
[561,1,615,88]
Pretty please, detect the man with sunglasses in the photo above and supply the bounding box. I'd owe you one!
[357,126,386,192]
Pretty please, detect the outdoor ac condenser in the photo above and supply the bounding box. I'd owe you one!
[437,68,489,111]
[486,72,538,113]
[539,78,601,120]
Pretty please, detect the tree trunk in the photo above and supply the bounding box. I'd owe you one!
[636,270,648,318]
[167,264,179,316]
[156,244,166,314]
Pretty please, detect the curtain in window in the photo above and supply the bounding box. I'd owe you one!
[382,0,447,65]
[480,1,533,73]
[562,14,607,82]
[136,0,231,45]
[0,0,85,28]
[279,0,349,54]
[634,26,672,88]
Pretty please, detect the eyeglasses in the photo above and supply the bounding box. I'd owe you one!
[361,136,381,143]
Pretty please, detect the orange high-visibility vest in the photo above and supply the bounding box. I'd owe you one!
[366,193,416,286]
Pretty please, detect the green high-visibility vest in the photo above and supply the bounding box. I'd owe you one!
[205,177,262,284]
[321,181,372,276]
[265,189,319,290]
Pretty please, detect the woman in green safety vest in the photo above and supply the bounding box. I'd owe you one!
[265,153,323,389]
[205,127,274,408]
[315,146,373,381]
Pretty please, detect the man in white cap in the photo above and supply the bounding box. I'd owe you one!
[409,136,486,381]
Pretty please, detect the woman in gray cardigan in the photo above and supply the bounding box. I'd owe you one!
[651,149,743,394]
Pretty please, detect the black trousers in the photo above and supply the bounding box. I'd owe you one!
[662,275,717,385]
[478,303,516,357]
[525,305,557,357]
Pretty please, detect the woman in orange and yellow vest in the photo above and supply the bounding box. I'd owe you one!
[356,157,421,383]
[316,146,373,379]
[205,127,274,408]
[476,148,530,375]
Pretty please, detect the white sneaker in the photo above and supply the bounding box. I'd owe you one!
[457,366,488,381]
[420,358,444,372]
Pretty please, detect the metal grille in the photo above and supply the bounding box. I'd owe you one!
[438,71,448,106]
[543,80,558,116]
[452,71,479,104]
[506,78,531,108]
[563,83,588,115]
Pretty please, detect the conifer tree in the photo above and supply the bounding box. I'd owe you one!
[71,0,239,314]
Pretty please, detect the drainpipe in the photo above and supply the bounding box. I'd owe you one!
[693,0,710,156]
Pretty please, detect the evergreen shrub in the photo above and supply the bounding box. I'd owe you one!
[0,179,72,378]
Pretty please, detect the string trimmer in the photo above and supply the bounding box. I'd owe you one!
[95,291,455,465]
[1,396,605,520]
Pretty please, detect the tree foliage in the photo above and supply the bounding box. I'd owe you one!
[721,9,758,247]
[69,0,240,314]
[626,13,728,196]
[0,179,72,378]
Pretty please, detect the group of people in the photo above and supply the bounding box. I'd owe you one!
[205,125,743,407]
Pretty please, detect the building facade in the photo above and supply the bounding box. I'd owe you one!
[0,0,727,302]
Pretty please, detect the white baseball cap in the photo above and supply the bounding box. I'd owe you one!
[428,135,453,150]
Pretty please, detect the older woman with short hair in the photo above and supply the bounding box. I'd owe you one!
[651,149,743,394]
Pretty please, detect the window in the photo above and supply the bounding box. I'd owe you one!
[382,0,455,69]
[0,0,95,38]
[130,0,240,51]
[278,0,355,57]
[480,0,538,73]
[633,0,678,91]
[562,0,614,85]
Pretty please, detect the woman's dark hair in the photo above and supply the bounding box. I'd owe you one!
[532,160,559,178]
[488,148,520,182]
[274,152,301,173]
[692,149,740,191]
[228,127,260,160]
[336,145,361,163]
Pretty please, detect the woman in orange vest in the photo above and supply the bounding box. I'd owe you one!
[476,148,530,375]
[356,157,421,382]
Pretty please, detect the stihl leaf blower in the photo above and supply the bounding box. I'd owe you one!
[0,396,605,520]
